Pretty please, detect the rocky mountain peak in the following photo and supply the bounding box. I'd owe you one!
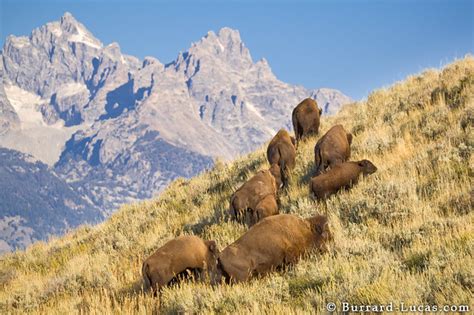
[102,42,122,59]
[252,58,276,80]
[217,27,243,46]
[185,27,252,69]
[33,12,101,50]
[142,56,162,68]
[60,12,80,31]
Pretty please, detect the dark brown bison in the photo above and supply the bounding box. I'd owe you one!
[314,124,353,175]
[217,214,332,283]
[142,235,219,295]
[292,98,322,143]
[311,160,377,199]
[267,129,297,187]
[230,169,278,225]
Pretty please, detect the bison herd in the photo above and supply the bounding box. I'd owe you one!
[142,98,378,295]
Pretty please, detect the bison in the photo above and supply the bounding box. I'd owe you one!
[230,169,278,225]
[292,98,322,143]
[142,235,219,295]
[217,214,332,283]
[314,124,353,175]
[267,129,297,187]
[311,159,377,199]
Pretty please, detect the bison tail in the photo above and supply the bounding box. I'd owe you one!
[292,114,298,138]
[314,145,324,175]
[292,116,301,144]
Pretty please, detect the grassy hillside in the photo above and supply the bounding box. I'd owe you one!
[0,56,473,314]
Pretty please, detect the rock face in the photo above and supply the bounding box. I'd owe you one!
[0,13,352,251]
[0,148,103,253]
[0,59,20,135]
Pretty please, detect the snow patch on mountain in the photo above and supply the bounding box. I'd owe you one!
[2,83,87,165]
[244,101,264,120]
[0,126,81,166]
[68,26,102,49]
[4,84,46,126]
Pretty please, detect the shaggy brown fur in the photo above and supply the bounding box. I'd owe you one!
[217,214,332,283]
[142,235,219,295]
[292,98,322,143]
[314,124,353,175]
[267,129,297,187]
[244,194,278,227]
[230,169,278,224]
[311,160,377,199]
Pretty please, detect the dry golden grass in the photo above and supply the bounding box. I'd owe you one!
[0,56,473,314]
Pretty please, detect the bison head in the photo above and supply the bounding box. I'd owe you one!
[358,159,378,175]
[308,214,333,252]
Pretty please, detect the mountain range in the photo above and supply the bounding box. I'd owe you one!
[0,12,352,252]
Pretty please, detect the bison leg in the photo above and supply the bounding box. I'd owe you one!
[237,208,251,224]
[244,208,258,227]
[152,285,159,298]
[194,268,208,282]
[281,167,293,189]
[221,259,252,283]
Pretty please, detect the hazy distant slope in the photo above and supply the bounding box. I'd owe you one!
[55,130,214,212]
[0,148,103,253]
[0,57,471,313]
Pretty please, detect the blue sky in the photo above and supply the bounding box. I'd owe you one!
[1,0,472,100]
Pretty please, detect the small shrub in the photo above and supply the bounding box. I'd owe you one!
[419,107,450,140]
[438,192,472,216]
[403,250,431,272]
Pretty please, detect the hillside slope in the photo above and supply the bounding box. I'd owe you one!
[0,57,472,313]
